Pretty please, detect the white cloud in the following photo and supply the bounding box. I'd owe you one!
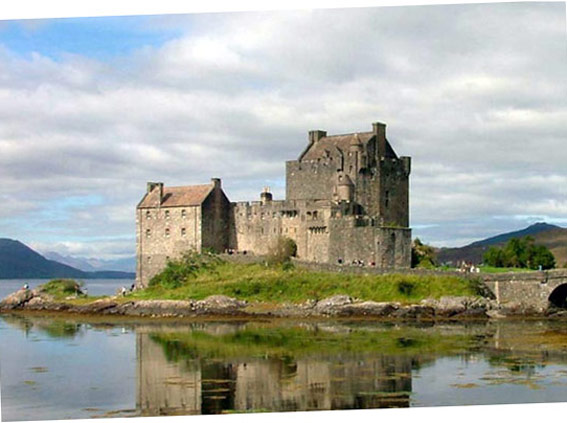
[0,2,565,255]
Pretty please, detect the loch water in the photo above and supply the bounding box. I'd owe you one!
[2,315,567,421]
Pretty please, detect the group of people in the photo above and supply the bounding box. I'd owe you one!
[225,249,247,255]
[119,283,136,296]
[458,261,481,273]
[337,258,376,267]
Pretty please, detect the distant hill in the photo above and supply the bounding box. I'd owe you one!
[43,251,136,273]
[437,223,567,266]
[0,238,135,279]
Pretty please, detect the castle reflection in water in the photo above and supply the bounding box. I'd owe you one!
[136,329,414,415]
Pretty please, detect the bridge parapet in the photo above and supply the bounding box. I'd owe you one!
[482,269,567,311]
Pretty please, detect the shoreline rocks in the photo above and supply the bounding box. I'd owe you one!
[0,289,560,320]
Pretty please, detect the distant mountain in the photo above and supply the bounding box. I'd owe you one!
[0,238,135,279]
[43,252,136,273]
[437,223,567,266]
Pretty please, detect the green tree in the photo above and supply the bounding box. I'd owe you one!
[528,244,555,270]
[483,246,508,267]
[267,237,298,266]
[483,237,555,270]
[411,238,437,268]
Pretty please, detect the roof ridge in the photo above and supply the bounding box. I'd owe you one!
[323,131,373,138]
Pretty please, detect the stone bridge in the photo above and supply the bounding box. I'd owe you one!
[482,269,567,312]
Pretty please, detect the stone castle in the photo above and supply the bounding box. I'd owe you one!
[136,121,411,288]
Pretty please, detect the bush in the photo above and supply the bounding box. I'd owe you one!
[411,238,437,268]
[38,279,84,297]
[397,280,415,296]
[149,251,224,289]
[267,237,297,265]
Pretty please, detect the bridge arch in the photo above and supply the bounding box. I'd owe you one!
[548,284,567,309]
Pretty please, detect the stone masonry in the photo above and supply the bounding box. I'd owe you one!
[136,121,412,288]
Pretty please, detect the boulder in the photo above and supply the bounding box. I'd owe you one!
[314,295,353,314]
[392,305,436,320]
[124,300,196,316]
[420,296,493,317]
[195,295,247,314]
[0,288,34,309]
[338,301,399,317]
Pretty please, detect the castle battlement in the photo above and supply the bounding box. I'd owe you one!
[135,121,412,288]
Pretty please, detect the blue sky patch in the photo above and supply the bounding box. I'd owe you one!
[0,15,185,61]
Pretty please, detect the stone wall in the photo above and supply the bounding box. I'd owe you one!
[377,157,411,227]
[136,205,201,288]
[482,269,567,311]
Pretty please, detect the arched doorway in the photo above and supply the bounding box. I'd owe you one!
[548,284,567,309]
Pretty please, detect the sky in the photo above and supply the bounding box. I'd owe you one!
[0,1,566,260]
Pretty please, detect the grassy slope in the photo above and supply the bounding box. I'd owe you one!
[131,262,478,304]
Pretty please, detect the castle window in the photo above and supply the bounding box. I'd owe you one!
[181,209,186,218]
[165,210,170,219]
[165,228,170,238]
[145,229,151,238]
[147,256,151,263]
[385,191,390,208]
[313,211,318,220]
[146,210,151,219]
[181,228,186,237]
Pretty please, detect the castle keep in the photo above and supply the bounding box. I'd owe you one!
[136,122,411,288]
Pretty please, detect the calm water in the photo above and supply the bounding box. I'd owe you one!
[0,279,134,300]
[2,316,567,421]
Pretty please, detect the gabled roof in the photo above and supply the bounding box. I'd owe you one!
[300,131,397,161]
[301,132,374,161]
[138,184,213,208]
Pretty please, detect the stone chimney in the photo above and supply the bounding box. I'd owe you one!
[308,130,327,144]
[211,178,221,189]
[372,122,386,159]
[147,182,164,203]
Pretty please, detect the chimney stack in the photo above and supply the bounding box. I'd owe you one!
[372,122,386,159]
[211,178,221,189]
[308,130,327,144]
[147,182,164,204]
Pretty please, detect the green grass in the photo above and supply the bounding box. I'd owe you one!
[37,279,85,299]
[477,266,533,274]
[132,260,478,304]
[438,265,533,274]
